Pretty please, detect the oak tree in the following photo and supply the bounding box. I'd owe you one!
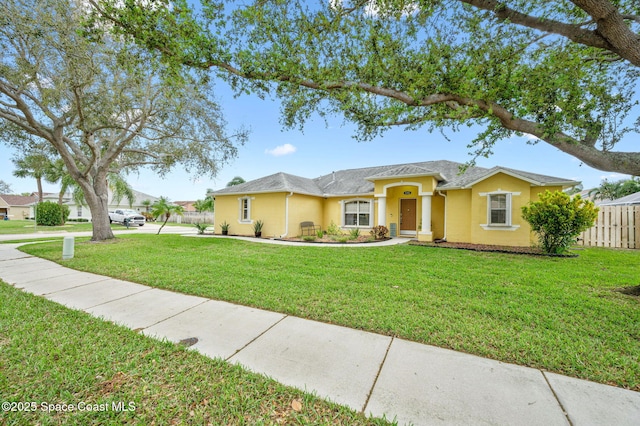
[92,0,640,175]
[0,0,246,241]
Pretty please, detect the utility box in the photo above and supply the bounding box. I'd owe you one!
[62,236,74,260]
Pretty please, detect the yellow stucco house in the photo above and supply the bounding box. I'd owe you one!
[212,160,578,246]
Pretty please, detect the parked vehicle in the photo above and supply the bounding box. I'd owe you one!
[108,209,146,226]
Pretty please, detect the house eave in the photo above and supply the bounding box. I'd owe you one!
[212,189,323,198]
[365,172,445,182]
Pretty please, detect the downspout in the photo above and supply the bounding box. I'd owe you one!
[281,192,294,238]
[437,190,447,241]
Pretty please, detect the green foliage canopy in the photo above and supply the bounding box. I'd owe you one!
[589,177,640,201]
[91,0,640,175]
[0,0,246,241]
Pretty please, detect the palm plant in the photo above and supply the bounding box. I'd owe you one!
[151,196,185,235]
[141,199,152,213]
[12,153,51,201]
[193,197,214,212]
[589,177,640,201]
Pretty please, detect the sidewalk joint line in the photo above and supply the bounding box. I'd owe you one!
[140,298,211,331]
[82,287,154,310]
[225,315,289,362]
[40,277,112,296]
[542,370,574,426]
[362,335,394,414]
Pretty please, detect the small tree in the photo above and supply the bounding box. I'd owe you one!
[522,191,598,254]
[151,196,185,235]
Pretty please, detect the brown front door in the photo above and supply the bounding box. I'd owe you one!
[400,199,417,231]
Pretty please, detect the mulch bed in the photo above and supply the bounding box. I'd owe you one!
[409,241,579,257]
[279,235,390,244]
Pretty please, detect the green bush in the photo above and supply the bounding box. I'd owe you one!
[193,222,211,235]
[36,201,67,226]
[349,228,360,239]
[326,221,342,236]
[521,190,598,254]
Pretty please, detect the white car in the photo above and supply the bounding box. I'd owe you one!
[109,209,146,226]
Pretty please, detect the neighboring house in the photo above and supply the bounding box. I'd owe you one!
[598,191,640,206]
[0,194,37,220]
[29,189,160,221]
[106,189,160,214]
[211,160,579,247]
[174,201,197,212]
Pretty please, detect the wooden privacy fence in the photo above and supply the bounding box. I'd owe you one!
[166,211,214,225]
[578,205,640,249]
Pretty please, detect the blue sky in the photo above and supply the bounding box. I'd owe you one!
[1,81,633,201]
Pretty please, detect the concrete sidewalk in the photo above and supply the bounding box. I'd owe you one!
[0,223,197,242]
[0,242,638,425]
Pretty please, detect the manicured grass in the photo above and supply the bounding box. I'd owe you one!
[20,235,640,390]
[0,282,390,425]
[0,219,100,235]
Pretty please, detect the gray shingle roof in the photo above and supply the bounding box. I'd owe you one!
[212,161,579,196]
[599,191,640,206]
[212,172,324,196]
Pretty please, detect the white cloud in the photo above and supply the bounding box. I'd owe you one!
[599,173,629,181]
[265,143,297,157]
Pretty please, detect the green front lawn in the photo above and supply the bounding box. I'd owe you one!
[0,219,93,234]
[20,235,640,390]
[0,283,387,425]
[0,219,150,236]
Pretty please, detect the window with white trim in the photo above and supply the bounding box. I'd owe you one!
[77,205,82,218]
[239,197,251,222]
[486,192,514,227]
[489,193,508,225]
[344,200,371,227]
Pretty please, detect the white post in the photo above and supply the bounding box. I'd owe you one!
[377,196,386,226]
[62,236,74,259]
[421,194,432,234]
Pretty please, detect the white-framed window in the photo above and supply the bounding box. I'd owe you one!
[238,197,251,222]
[77,205,82,218]
[489,193,508,226]
[480,191,520,231]
[343,199,372,227]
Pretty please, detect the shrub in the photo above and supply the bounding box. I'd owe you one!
[521,190,598,254]
[326,221,342,236]
[141,212,155,222]
[35,201,67,226]
[349,228,360,239]
[370,225,389,240]
[316,229,324,238]
[302,236,316,241]
[193,222,210,235]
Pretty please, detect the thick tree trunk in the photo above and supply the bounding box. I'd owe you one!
[80,178,115,242]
